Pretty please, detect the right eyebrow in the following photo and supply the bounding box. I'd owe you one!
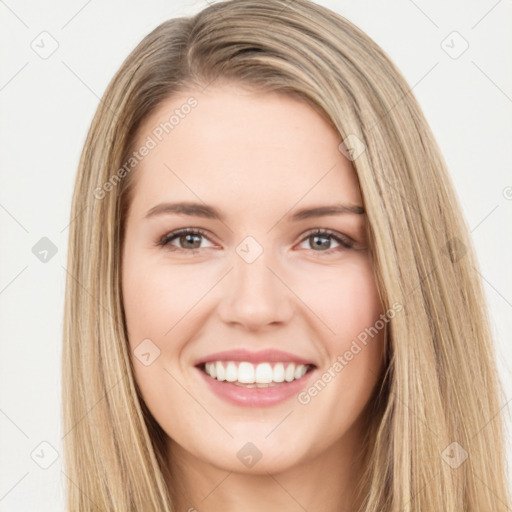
[145,202,224,221]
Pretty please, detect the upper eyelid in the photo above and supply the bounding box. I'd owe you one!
[160,227,213,244]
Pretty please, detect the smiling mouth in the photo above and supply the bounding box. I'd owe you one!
[196,361,317,387]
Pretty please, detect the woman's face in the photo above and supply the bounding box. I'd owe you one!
[122,83,385,475]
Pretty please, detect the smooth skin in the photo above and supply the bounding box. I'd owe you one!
[121,82,386,512]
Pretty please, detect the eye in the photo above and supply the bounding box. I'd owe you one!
[157,227,354,256]
[156,228,215,253]
[297,229,354,254]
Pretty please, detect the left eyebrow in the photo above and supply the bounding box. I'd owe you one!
[144,201,365,222]
[287,204,365,221]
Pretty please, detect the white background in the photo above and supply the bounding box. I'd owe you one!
[1,0,511,509]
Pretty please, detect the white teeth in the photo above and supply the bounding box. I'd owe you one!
[203,361,311,384]
[238,362,255,383]
[255,363,273,383]
[215,361,226,381]
[209,362,217,379]
[273,363,285,382]
[285,363,296,382]
[225,362,238,382]
[294,364,307,379]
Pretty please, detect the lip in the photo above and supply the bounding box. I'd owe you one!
[193,348,316,366]
[195,364,317,407]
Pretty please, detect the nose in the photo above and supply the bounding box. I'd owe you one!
[217,248,294,331]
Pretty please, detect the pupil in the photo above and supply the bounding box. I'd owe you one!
[183,234,200,249]
[312,235,330,250]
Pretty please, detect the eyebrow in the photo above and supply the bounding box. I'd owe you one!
[144,201,365,222]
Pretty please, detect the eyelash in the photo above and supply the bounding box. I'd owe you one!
[156,227,354,255]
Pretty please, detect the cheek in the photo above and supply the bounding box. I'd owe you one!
[122,255,195,424]
[292,260,385,437]
[299,257,382,345]
[295,257,386,408]
[122,255,204,347]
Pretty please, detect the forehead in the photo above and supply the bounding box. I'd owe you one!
[129,84,362,217]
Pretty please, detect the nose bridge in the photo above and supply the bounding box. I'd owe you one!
[217,236,293,328]
[234,242,275,294]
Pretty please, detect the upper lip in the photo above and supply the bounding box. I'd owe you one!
[194,348,316,367]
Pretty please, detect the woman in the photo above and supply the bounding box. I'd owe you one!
[62,0,511,510]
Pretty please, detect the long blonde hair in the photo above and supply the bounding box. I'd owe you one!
[62,0,511,509]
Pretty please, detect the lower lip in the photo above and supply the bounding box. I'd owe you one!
[196,366,316,407]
